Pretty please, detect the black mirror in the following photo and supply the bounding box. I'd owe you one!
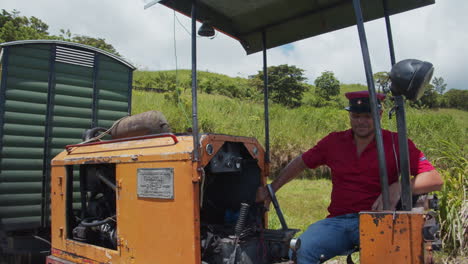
[389,59,434,101]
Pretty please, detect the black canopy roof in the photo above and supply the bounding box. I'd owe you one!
[160,0,434,54]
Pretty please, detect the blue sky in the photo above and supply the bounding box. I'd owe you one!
[2,0,467,90]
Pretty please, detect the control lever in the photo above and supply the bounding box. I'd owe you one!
[266,184,288,230]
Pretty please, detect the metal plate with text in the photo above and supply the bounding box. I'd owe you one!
[137,168,174,199]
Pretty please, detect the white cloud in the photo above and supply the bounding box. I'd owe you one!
[2,0,467,89]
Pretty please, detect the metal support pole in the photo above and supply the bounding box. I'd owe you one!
[262,31,270,163]
[382,0,396,66]
[352,0,390,210]
[191,0,200,162]
[394,96,412,210]
[383,0,412,210]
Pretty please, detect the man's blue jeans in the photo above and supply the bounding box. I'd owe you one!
[295,213,359,264]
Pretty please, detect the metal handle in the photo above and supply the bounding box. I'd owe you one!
[266,184,288,230]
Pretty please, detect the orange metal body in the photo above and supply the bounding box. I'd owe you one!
[49,134,266,264]
[360,211,427,264]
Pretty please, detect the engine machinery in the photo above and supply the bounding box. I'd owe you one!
[47,132,298,264]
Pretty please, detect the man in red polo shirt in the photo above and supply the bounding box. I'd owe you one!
[256,91,443,263]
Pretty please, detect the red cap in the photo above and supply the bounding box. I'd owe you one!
[344,91,386,112]
[345,90,386,101]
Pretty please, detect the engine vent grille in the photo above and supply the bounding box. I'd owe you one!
[55,45,95,67]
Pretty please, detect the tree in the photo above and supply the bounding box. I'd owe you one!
[443,89,468,110]
[250,64,308,108]
[373,71,390,93]
[1,9,120,56]
[0,9,49,42]
[432,76,447,95]
[314,71,340,100]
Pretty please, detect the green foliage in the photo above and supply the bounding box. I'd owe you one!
[432,76,448,95]
[250,64,309,108]
[442,89,468,110]
[373,71,390,93]
[432,141,467,257]
[0,9,49,42]
[0,9,119,55]
[314,71,340,101]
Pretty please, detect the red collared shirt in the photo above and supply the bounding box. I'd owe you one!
[302,129,435,218]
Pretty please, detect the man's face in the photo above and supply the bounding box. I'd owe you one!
[349,112,376,139]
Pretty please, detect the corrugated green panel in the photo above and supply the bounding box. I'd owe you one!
[3,123,45,137]
[0,158,43,170]
[7,65,49,82]
[99,57,128,72]
[3,112,46,126]
[1,216,41,230]
[0,205,42,218]
[52,127,86,139]
[55,62,93,78]
[51,137,80,148]
[55,72,93,88]
[96,79,128,91]
[0,182,42,194]
[1,147,44,159]
[97,120,117,128]
[98,99,128,111]
[5,100,47,115]
[0,194,42,206]
[50,148,66,157]
[54,83,93,97]
[2,134,45,147]
[53,116,92,128]
[97,68,129,83]
[98,89,128,101]
[4,78,49,94]
[54,94,92,108]
[9,45,50,57]
[54,105,92,118]
[97,109,127,120]
[2,135,45,147]
[8,54,49,71]
[0,170,43,182]
[5,89,48,104]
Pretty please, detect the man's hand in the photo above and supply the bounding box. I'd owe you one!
[255,186,271,210]
[372,182,401,210]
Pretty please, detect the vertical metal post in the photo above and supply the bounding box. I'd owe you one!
[91,53,100,127]
[395,96,412,210]
[383,0,412,210]
[382,0,396,66]
[0,47,10,153]
[352,0,390,210]
[262,31,270,163]
[42,44,57,226]
[191,0,200,162]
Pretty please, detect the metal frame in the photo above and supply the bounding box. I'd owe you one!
[352,0,390,210]
[42,44,58,226]
[0,47,9,156]
[91,53,100,127]
[180,0,416,210]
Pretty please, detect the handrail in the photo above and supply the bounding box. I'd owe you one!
[65,133,179,153]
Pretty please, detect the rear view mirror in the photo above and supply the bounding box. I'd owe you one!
[389,59,434,101]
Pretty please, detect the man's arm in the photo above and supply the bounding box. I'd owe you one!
[372,169,443,210]
[255,155,308,205]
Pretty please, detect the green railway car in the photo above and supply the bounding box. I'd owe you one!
[0,40,135,262]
